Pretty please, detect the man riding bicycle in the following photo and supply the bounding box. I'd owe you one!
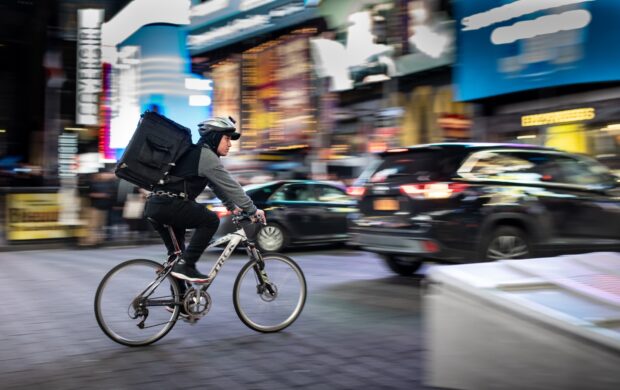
[144,117,266,283]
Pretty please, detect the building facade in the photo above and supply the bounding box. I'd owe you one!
[453,0,620,172]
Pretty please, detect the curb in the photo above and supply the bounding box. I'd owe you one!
[0,238,162,252]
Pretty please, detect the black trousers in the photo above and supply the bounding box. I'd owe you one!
[144,196,220,265]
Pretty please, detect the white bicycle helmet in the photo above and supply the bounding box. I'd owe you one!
[198,116,240,140]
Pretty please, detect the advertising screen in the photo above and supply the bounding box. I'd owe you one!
[242,33,313,149]
[213,60,240,123]
[105,25,213,160]
[454,0,620,101]
[275,35,312,145]
[213,60,241,151]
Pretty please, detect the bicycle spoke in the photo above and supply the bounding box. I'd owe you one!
[95,259,181,346]
[233,254,306,333]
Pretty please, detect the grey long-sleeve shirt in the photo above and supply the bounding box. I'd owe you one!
[197,147,257,215]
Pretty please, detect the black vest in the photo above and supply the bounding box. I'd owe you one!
[155,144,209,200]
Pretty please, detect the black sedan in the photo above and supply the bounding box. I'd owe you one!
[202,180,358,252]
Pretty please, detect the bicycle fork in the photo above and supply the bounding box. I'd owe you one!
[246,243,277,297]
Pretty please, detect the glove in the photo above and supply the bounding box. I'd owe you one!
[251,209,266,224]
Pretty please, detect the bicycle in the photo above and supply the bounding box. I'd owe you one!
[94,213,307,347]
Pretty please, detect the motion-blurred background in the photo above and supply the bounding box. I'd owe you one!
[0,0,619,247]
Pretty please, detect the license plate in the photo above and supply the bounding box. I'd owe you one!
[373,198,399,211]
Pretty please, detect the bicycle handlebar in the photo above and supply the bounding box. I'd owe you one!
[232,211,266,225]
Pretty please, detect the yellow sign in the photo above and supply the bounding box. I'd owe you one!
[521,108,595,127]
[6,193,79,240]
[545,124,588,154]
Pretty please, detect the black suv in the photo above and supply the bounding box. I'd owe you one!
[348,143,620,275]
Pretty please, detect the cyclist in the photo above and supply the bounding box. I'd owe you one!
[144,117,266,283]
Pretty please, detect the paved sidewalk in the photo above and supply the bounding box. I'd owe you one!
[0,246,429,389]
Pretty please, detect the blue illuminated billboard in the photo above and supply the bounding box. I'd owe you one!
[454,0,620,101]
[109,25,213,159]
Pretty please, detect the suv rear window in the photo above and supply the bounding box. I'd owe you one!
[370,150,461,183]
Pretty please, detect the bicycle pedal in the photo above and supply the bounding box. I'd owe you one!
[182,316,200,325]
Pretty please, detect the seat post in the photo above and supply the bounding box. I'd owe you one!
[167,225,182,256]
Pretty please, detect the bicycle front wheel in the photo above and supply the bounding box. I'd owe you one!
[233,254,306,333]
[94,259,181,346]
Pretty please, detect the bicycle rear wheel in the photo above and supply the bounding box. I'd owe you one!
[233,254,306,333]
[94,259,181,346]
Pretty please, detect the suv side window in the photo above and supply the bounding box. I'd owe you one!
[539,155,616,187]
[458,151,540,182]
[270,183,316,202]
[316,185,351,203]
[459,150,616,187]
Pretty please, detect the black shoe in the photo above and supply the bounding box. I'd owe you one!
[171,260,209,283]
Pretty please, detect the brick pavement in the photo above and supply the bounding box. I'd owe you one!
[0,246,434,389]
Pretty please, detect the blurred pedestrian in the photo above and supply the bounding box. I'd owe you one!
[79,168,117,247]
[122,184,149,239]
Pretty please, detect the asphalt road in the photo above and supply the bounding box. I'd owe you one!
[0,245,430,389]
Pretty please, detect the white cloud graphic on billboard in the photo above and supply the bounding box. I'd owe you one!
[461,0,593,31]
[460,0,595,77]
[491,9,591,45]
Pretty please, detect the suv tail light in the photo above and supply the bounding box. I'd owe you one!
[346,186,366,198]
[400,182,469,199]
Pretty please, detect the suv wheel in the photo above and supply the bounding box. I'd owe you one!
[256,223,288,252]
[483,226,530,261]
[384,255,423,276]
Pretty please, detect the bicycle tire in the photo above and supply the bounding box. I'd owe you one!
[94,259,181,346]
[233,253,306,333]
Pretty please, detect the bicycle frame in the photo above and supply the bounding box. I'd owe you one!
[165,218,265,290]
[200,227,248,287]
[95,215,304,345]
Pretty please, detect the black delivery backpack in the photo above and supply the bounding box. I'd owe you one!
[115,110,193,190]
